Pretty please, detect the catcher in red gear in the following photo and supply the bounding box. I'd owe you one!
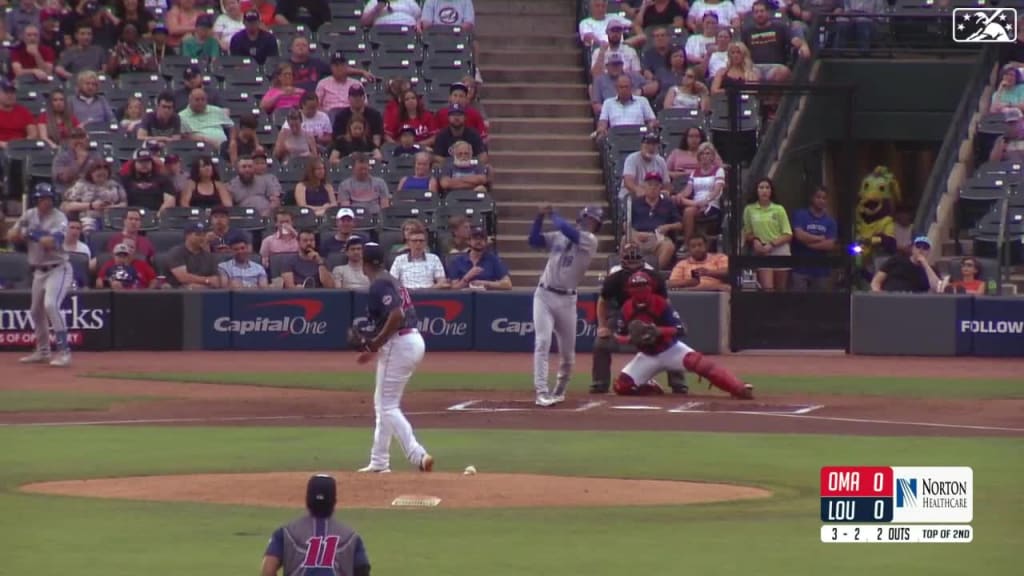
[613,271,754,398]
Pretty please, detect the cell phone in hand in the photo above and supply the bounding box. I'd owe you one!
[691,269,700,279]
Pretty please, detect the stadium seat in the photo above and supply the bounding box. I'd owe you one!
[381,204,436,229]
[87,230,119,254]
[119,73,169,95]
[393,188,441,206]
[281,206,319,229]
[268,252,299,279]
[160,55,207,80]
[227,206,267,230]
[0,252,30,289]
[105,207,159,231]
[68,252,90,288]
[369,53,419,80]
[146,230,184,253]
[210,55,261,79]
[159,207,209,230]
[975,160,1024,176]
[326,37,372,65]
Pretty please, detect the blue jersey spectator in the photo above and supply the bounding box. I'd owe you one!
[790,186,838,290]
[447,227,512,290]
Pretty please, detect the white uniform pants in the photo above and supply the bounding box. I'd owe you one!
[30,262,73,352]
[621,341,696,385]
[369,330,428,469]
[532,288,578,396]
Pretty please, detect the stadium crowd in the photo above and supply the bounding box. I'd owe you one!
[0,0,514,291]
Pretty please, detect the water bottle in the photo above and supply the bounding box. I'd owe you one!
[986,279,997,295]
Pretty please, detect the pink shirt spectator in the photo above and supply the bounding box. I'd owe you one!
[259,231,300,261]
[260,88,305,114]
[316,76,362,111]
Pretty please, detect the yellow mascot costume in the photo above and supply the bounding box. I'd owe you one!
[856,166,902,264]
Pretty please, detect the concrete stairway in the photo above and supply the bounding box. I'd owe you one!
[475,0,613,288]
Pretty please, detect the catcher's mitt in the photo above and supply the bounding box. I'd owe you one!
[627,320,660,349]
[346,327,372,352]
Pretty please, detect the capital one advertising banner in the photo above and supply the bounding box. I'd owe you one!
[351,290,473,351]
[0,290,112,350]
[474,290,599,352]
[962,296,1024,357]
[207,291,353,350]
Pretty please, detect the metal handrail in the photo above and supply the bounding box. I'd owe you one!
[913,45,997,235]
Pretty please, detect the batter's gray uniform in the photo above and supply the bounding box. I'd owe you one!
[528,212,599,400]
[13,206,74,360]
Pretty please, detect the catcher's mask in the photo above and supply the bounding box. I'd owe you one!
[620,242,643,269]
[626,271,654,303]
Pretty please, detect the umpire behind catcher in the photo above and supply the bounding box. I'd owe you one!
[590,242,687,394]
[261,474,372,576]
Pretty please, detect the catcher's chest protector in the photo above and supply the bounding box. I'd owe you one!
[621,296,668,326]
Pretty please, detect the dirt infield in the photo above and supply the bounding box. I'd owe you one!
[2,351,1022,437]
[22,472,772,510]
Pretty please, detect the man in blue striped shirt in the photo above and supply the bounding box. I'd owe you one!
[218,231,268,289]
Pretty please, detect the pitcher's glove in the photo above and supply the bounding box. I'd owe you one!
[347,327,372,352]
[627,320,660,349]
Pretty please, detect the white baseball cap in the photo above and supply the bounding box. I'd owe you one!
[337,208,355,220]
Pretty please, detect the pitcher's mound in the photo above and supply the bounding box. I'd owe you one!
[23,471,771,509]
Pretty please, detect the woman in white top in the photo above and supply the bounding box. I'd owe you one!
[663,66,710,113]
[688,0,741,30]
[705,27,733,81]
[684,12,719,77]
[675,141,725,239]
[361,0,421,27]
[214,0,245,51]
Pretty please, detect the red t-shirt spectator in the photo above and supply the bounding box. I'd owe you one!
[0,104,36,142]
[240,1,278,26]
[97,258,157,289]
[385,112,436,142]
[36,111,81,141]
[9,43,56,79]
[433,105,488,140]
[104,233,157,262]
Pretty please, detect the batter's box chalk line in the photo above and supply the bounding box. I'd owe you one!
[446,400,528,413]
[391,495,442,508]
[447,399,605,413]
[610,405,665,411]
[668,402,824,415]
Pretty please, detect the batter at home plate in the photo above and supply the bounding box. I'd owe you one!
[528,204,602,407]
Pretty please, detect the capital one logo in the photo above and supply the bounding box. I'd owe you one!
[491,300,598,337]
[414,300,468,336]
[213,299,328,338]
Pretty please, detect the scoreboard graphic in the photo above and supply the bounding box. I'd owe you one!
[820,466,973,543]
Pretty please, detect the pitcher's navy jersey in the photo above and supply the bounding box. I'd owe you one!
[265,516,369,576]
[367,272,418,332]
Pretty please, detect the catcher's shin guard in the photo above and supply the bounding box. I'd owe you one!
[683,352,753,399]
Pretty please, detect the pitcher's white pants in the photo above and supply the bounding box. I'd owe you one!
[369,330,428,470]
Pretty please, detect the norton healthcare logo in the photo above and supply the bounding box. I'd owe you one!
[891,467,973,523]
[953,8,1017,43]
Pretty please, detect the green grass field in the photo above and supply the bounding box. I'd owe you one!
[3,372,1021,575]
[85,371,1024,398]
[0,427,1020,575]
[0,390,143,412]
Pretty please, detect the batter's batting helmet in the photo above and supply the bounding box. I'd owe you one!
[32,182,56,199]
[578,205,603,224]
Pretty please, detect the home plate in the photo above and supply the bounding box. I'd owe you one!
[611,405,664,411]
[669,402,823,415]
[391,495,442,508]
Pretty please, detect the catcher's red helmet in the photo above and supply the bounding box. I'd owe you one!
[626,271,654,298]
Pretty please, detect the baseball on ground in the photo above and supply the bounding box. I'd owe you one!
[463,465,477,475]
